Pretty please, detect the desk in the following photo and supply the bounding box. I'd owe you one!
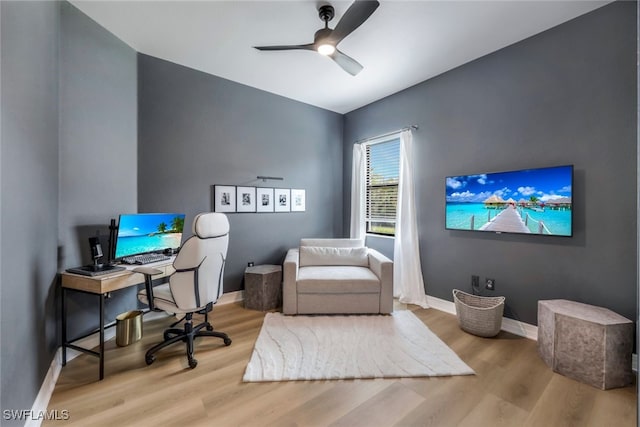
[61,258,175,380]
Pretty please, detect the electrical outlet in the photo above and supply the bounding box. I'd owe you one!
[485,278,495,290]
[471,275,479,291]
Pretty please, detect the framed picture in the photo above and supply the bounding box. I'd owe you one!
[236,186,256,213]
[274,188,290,212]
[291,189,306,212]
[256,188,274,213]
[213,185,236,213]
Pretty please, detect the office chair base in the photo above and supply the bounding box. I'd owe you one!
[145,313,231,369]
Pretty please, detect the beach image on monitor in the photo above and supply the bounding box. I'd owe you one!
[115,213,185,258]
[445,165,573,236]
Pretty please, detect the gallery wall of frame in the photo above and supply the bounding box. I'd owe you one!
[213,185,306,213]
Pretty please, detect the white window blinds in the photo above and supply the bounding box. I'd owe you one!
[365,138,400,236]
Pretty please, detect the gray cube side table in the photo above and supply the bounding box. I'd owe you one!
[244,264,282,311]
[537,299,633,390]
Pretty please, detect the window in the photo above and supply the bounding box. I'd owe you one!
[365,137,400,236]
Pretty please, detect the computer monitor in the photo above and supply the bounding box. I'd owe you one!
[114,213,185,259]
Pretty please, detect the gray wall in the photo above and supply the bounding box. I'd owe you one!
[365,235,394,260]
[138,54,343,291]
[59,2,138,269]
[59,2,138,338]
[1,1,59,421]
[634,1,640,414]
[344,1,637,325]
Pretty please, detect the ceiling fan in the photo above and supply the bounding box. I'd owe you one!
[254,1,380,76]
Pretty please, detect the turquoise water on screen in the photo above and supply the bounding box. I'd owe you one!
[115,233,182,258]
[446,203,571,236]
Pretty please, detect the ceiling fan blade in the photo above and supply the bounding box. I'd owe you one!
[254,43,315,51]
[329,0,380,45]
[330,49,364,76]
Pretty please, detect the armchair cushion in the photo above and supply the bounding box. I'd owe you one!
[299,246,368,267]
[297,266,380,293]
[300,238,364,248]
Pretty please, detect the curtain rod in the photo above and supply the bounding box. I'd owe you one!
[355,125,418,145]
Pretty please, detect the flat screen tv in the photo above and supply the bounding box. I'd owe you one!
[445,165,573,236]
[114,213,186,259]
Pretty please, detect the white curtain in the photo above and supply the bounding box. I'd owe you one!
[393,130,429,308]
[350,143,366,240]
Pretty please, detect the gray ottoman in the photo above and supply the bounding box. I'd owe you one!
[244,265,282,311]
[537,299,633,390]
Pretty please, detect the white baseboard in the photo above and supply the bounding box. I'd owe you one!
[64,328,116,362]
[426,294,538,340]
[218,290,244,305]
[426,295,457,316]
[24,348,63,427]
[501,317,539,340]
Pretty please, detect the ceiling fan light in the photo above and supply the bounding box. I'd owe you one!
[317,43,335,56]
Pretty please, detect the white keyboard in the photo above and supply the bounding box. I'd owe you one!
[121,253,170,265]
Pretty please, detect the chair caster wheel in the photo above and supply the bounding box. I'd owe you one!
[206,324,214,331]
[224,338,232,346]
[188,358,198,369]
[145,355,155,365]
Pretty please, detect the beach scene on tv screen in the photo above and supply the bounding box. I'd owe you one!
[445,165,572,236]
[115,214,185,258]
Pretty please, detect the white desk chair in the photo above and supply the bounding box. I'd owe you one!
[136,212,231,368]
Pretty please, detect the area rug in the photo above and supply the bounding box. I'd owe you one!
[243,310,474,382]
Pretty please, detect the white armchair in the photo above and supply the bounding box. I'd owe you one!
[283,238,393,315]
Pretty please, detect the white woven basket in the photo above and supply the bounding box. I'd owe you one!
[453,289,505,338]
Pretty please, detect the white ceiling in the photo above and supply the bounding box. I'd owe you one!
[70,0,610,114]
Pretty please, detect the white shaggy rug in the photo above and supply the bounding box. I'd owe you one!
[243,310,474,382]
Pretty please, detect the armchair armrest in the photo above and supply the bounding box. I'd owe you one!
[368,249,394,314]
[134,267,164,311]
[282,248,299,315]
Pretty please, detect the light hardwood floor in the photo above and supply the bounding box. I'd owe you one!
[46,303,636,426]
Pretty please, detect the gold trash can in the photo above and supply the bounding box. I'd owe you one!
[116,310,143,346]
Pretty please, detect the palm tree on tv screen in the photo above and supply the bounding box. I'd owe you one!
[171,216,184,233]
[157,222,168,233]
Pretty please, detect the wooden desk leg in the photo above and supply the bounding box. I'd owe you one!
[99,293,105,380]
[62,287,67,366]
